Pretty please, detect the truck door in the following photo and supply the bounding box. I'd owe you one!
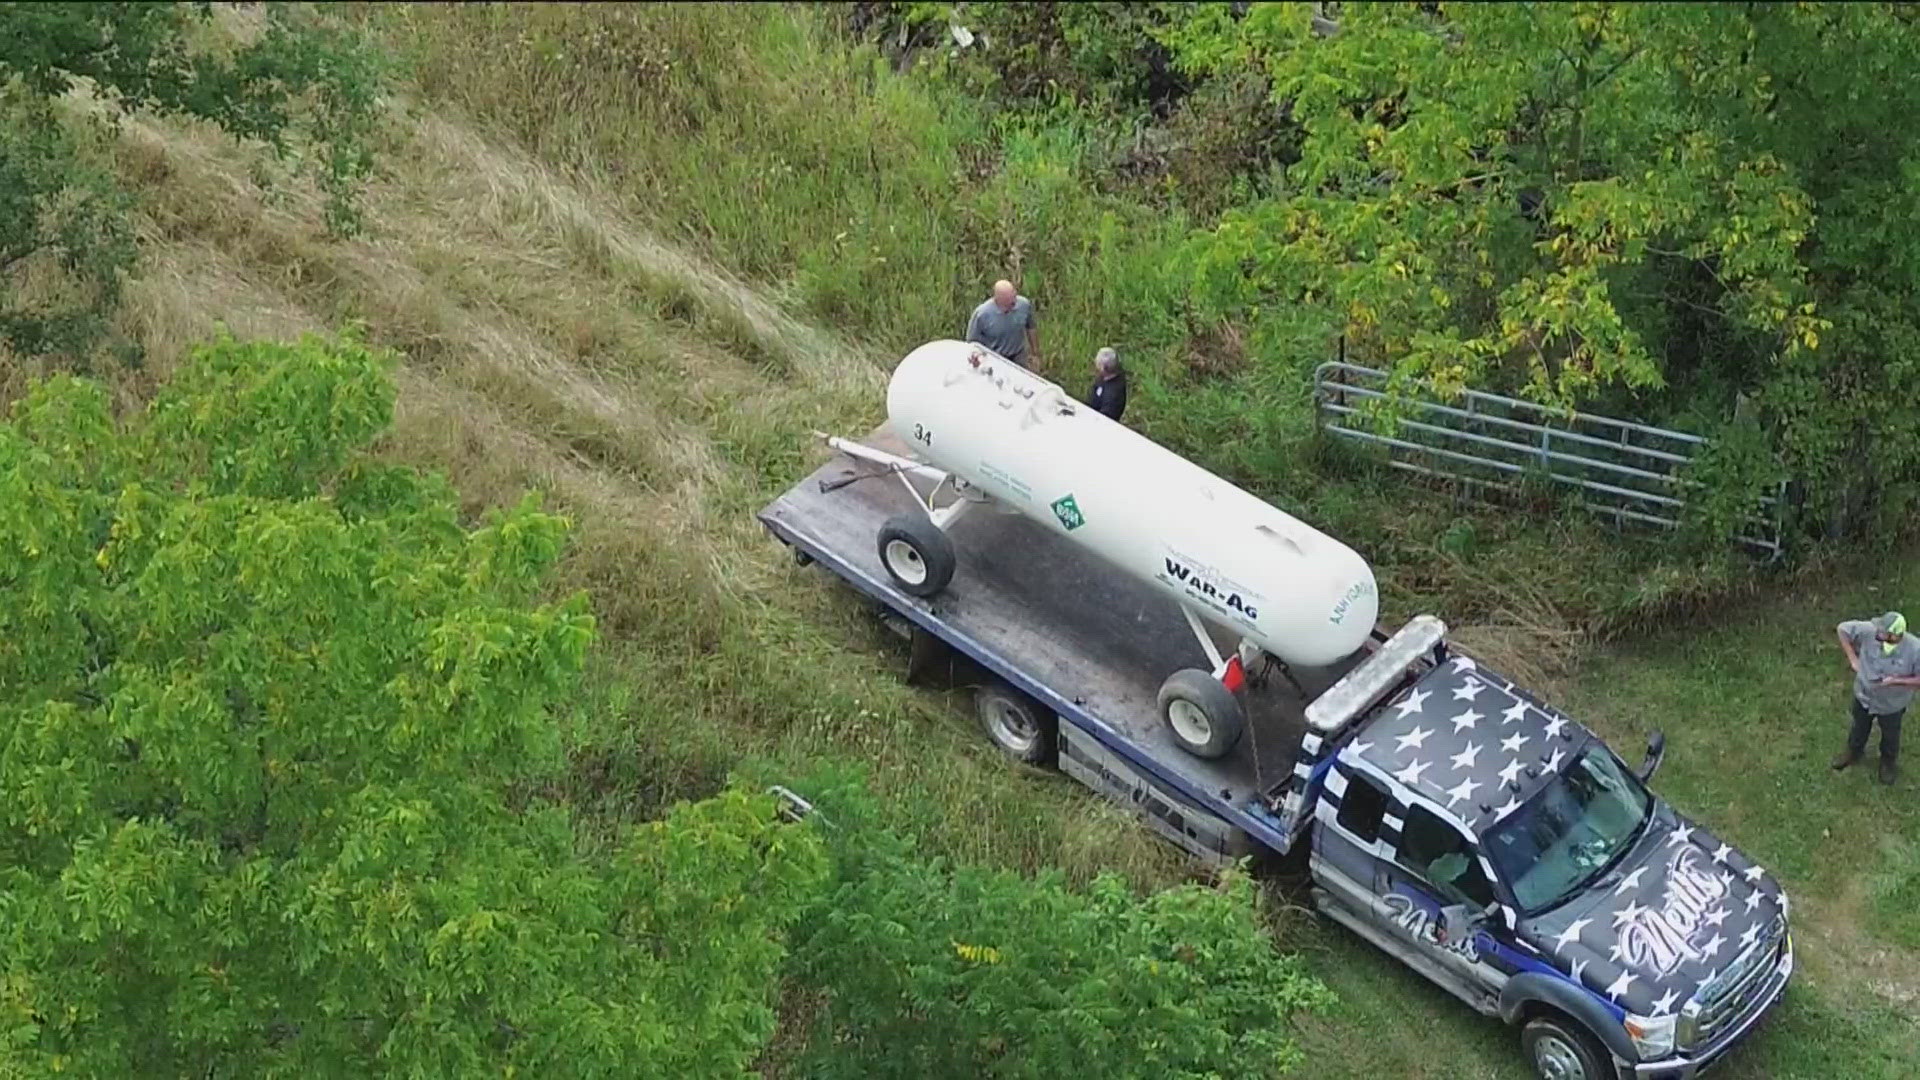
[1378,801,1509,1008]
[1308,760,1395,920]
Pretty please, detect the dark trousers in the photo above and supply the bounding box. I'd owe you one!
[1848,699,1905,761]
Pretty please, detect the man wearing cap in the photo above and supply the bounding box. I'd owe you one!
[1833,611,1920,785]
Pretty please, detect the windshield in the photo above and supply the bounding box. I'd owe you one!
[1482,743,1654,913]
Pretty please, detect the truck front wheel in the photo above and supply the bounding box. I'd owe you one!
[1520,1015,1610,1080]
[1158,669,1246,759]
[877,514,956,597]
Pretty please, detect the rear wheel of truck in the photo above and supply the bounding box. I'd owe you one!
[975,679,1055,765]
[877,514,955,597]
[1158,668,1246,759]
[1520,1015,1609,1080]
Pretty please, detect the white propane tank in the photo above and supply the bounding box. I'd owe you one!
[886,339,1379,668]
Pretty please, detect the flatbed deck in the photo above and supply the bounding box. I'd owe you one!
[759,426,1371,852]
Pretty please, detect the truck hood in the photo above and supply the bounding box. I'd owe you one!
[1518,803,1787,1017]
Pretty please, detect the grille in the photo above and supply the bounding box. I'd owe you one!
[1681,914,1786,1051]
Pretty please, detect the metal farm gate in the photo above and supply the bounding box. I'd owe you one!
[1312,360,1788,561]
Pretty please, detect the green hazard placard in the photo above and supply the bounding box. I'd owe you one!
[1050,493,1085,531]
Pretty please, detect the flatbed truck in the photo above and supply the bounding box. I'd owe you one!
[759,426,1794,1080]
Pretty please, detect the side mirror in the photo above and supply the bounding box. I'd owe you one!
[1639,730,1667,783]
[1437,904,1472,945]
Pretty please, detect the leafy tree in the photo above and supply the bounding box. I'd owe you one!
[0,332,826,1077]
[1162,2,1920,541]
[0,2,383,368]
[784,775,1333,1079]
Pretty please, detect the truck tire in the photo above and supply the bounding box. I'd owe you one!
[877,514,955,597]
[975,679,1056,765]
[1158,668,1246,759]
[1520,1015,1610,1080]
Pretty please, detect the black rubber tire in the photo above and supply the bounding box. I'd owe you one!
[1157,668,1246,759]
[1519,1015,1612,1080]
[876,514,956,597]
[975,680,1056,766]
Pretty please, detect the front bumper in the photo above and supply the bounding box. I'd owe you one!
[1626,933,1794,1079]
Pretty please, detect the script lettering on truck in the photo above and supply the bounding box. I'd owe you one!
[1618,845,1734,977]
[1160,552,1262,622]
[1384,891,1482,962]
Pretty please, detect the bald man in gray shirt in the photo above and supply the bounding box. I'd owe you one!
[965,279,1039,369]
[1833,611,1920,785]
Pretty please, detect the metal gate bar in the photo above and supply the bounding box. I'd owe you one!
[1313,361,1787,560]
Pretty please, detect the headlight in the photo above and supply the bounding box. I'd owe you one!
[1624,1011,1677,1059]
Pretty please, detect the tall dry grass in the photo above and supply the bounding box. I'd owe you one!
[92,12,1184,889]
[359,2,1193,383]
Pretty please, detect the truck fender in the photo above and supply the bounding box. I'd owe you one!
[1498,971,1635,1064]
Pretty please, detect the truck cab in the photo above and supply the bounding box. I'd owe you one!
[1297,618,1793,1079]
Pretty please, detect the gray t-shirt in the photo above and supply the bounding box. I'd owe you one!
[1840,620,1920,714]
[965,296,1035,364]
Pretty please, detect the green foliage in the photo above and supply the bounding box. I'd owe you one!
[786,774,1333,1078]
[0,332,826,1077]
[0,2,384,368]
[1163,2,1920,545]
[0,86,136,362]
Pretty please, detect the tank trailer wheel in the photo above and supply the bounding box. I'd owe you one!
[1519,1016,1610,1080]
[975,679,1056,766]
[877,513,956,597]
[1158,668,1247,759]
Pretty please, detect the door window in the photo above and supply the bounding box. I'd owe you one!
[1397,804,1496,909]
[1335,769,1390,843]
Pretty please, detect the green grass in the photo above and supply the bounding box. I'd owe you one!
[1541,554,1920,1077]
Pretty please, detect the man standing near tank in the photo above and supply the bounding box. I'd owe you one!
[1086,347,1128,422]
[1832,611,1920,785]
[966,279,1039,370]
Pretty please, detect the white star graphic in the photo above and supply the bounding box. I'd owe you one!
[1395,759,1431,786]
[1502,700,1530,724]
[1667,823,1695,848]
[1544,749,1566,773]
[1740,922,1762,950]
[1613,867,1647,896]
[1449,742,1482,770]
[1703,906,1729,928]
[1393,688,1431,718]
[1542,713,1568,740]
[1493,795,1521,819]
[1497,758,1525,787]
[1743,864,1766,884]
[1605,969,1637,1001]
[1445,777,1480,806]
[1701,932,1726,956]
[1395,725,1433,752]
[1570,958,1589,984]
[1711,842,1732,863]
[1450,709,1484,733]
[1611,902,1647,929]
[1499,732,1529,754]
[1650,987,1679,1016]
[1348,740,1373,756]
[1744,890,1764,914]
[1451,656,1477,672]
[1553,918,1592,949]
[1453,679,1486,701]
[1606,941,1626,964]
